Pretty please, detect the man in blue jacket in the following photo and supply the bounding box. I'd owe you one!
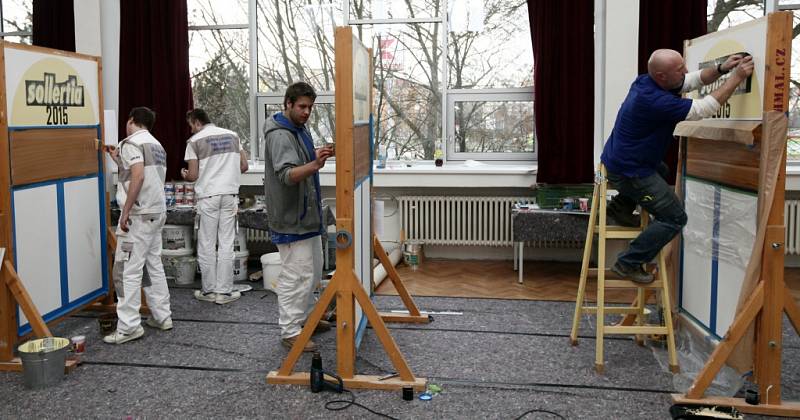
[602,49,753,283]
[263,82,334,352]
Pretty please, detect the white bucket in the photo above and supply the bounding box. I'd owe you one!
[233,250,249,282]
[162,248,196,285]
[233,229,248,253]
[162,224,193,251]
[261,252,281,292]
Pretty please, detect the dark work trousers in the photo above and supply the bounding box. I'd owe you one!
[606,162,687,268]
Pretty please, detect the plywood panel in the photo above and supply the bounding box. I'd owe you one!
[686,137,760,190]
[10,128,97,186]
[353,124,370,184]
[12,185,61,328]
[64,177,102,302]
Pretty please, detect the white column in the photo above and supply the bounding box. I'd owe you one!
[74,0,120,192]
[594,0,640,165]
[99,0,120,117]
[74,0,101,55]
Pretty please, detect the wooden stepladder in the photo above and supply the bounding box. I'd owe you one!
[569,164,678,374]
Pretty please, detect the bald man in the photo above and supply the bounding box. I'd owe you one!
[601,49,754,283]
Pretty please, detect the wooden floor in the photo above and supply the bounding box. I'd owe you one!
[376,259,800,303]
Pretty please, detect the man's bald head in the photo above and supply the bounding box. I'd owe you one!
[647,49,687,90]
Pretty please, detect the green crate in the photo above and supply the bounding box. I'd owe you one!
[535,184,594,210]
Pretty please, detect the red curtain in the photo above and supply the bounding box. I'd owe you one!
[119,0,194,181]
[638,0,707,183]
[528,1,594,184]
[32,0,75,52]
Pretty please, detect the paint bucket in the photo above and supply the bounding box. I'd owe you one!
[261,252,281,291]
[98,313,117,336]
[18,337,70,389]
[162,224,194,251]
[233,250,250,282]
[402,240,424,270]
[579,197,589,212]
[233,229,248,253]
[162,248,197,285]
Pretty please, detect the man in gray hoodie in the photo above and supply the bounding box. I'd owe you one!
[263,82,334,352]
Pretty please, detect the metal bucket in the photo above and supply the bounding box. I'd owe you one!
[18,337,70,389]
[402,240,424,270]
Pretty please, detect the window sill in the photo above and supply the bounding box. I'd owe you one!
[242,161,538,188]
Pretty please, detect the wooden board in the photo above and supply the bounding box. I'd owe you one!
[686,137,760,191]
[10,128,97,186]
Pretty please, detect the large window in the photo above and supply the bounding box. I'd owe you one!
[0,0,32,44]
[252,0,534,163]
[188,0,251,153]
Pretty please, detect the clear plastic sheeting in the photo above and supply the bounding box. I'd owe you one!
[681,178,757,336]
[651,324,744,396]
[682,179,757,268]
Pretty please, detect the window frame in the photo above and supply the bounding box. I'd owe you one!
[254,91,335,160]
[446,88,535,161]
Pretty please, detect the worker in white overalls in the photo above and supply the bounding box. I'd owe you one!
[104,106,173,344]
[182,108,249,305]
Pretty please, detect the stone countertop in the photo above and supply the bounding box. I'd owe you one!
[512,209,590,243]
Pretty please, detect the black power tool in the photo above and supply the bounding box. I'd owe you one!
[310,352,344,393]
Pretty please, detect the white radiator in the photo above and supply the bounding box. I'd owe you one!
[399,196,534,246]
[785,200,800,255]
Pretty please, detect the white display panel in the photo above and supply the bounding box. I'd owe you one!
[13,185,62,326]
[361,178,372,296]
[714,188,757,335]
[354,182,364,333]
[680,178,758,336]
[4,45,100,127]
[64,177,103,301]
[684,16,768,120]
[681,179,715,327]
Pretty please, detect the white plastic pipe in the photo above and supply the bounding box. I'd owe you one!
[373,247,403,288]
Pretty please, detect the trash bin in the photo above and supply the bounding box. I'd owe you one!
[18,337,70,389]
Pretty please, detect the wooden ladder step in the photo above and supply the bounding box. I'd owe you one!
[598,230,642,239]
[604,280,663,288]
[581,306,642,315]
[604,325,668,335]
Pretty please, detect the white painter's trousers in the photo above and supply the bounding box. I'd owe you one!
[113,213,172,334]
[276,236,323,339]
[197,194,238,294]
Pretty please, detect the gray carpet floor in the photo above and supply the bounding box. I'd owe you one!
[0,282,797,419]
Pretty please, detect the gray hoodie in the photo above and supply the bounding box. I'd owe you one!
[263,114,322,236]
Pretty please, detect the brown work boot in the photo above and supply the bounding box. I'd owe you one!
[281,335,318,352]
[305,319,332,335]
[611,261,654,284]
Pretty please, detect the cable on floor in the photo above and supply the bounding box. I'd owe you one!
[514,408,566,419]
[324,389,399,420]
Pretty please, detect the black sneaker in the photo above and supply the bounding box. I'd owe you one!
[606,201,640,227]
[611,262,654,284]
